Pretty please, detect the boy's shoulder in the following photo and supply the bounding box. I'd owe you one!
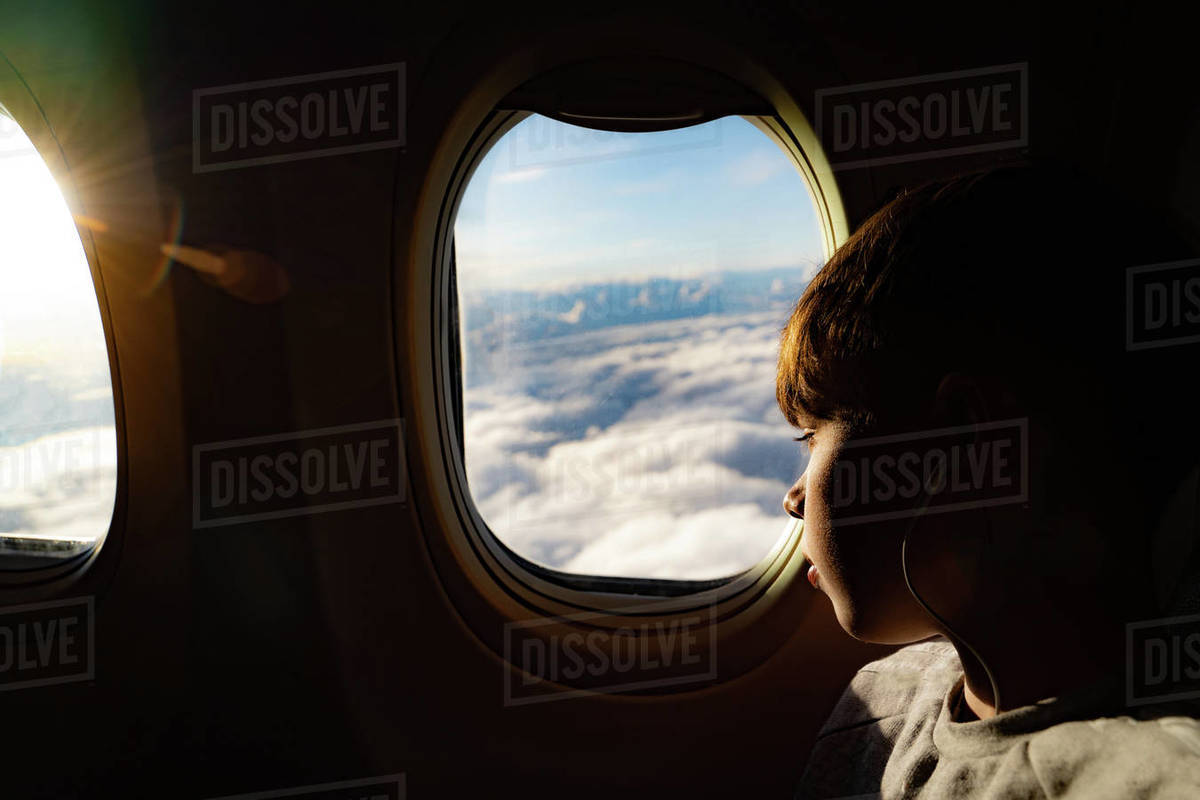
[818,637,961,736]
[798,638,1200,799]
[797,638,960,799]
[1020,713,1200,798]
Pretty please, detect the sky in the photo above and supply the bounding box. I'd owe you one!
[454,114,826,290]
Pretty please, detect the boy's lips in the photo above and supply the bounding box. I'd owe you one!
[801,545,820,589]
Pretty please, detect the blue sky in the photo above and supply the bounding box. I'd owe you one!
[454,114,826,290]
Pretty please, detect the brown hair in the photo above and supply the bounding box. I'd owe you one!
[776,162,1198,513]
[779,167,1132,430]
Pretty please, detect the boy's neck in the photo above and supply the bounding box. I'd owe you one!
[947,606,1129,719]
[960,672,993,720]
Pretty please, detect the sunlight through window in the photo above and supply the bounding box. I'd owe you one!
[0,109,116,561]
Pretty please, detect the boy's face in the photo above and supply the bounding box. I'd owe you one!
[783,415,941,644]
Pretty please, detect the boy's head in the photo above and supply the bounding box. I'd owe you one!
[777,164,1197,644]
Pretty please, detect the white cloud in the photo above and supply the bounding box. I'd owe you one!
[493,166,547,183]
[462,310,807,580]
[728,148,788,186]
[563,505,793,580]
[558,299,586,324]
[0,426,116,540]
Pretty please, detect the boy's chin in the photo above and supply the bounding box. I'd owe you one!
[832,601,937,645]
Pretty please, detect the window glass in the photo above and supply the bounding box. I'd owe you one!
[0,109,117,559]
[454,114,822,580]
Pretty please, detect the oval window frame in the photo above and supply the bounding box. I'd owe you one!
[401,33,848,691]
[0,55,127,589]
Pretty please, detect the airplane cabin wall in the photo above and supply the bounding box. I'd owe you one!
[0,2,1192,797]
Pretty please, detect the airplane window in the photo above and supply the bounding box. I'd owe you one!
[0,109,117,563]
[453,114,823,581]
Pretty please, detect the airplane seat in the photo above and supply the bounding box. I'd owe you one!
[1152,464,1200,615]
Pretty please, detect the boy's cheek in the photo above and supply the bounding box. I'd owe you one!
[805,448,841,515]
[824,532,933,644]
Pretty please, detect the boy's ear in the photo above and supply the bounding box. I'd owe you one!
[931,372,992,429]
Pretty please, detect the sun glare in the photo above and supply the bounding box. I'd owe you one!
[0,110,116,547]
[0,112,108,364]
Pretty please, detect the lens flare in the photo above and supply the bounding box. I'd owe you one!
[145,188,186,294]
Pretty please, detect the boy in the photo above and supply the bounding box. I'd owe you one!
[779,165,1200,798]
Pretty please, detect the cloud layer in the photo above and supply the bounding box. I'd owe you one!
[0,426,117,540]
[463,305,809,581]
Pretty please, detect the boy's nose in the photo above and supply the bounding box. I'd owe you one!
[783,474,806,519]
